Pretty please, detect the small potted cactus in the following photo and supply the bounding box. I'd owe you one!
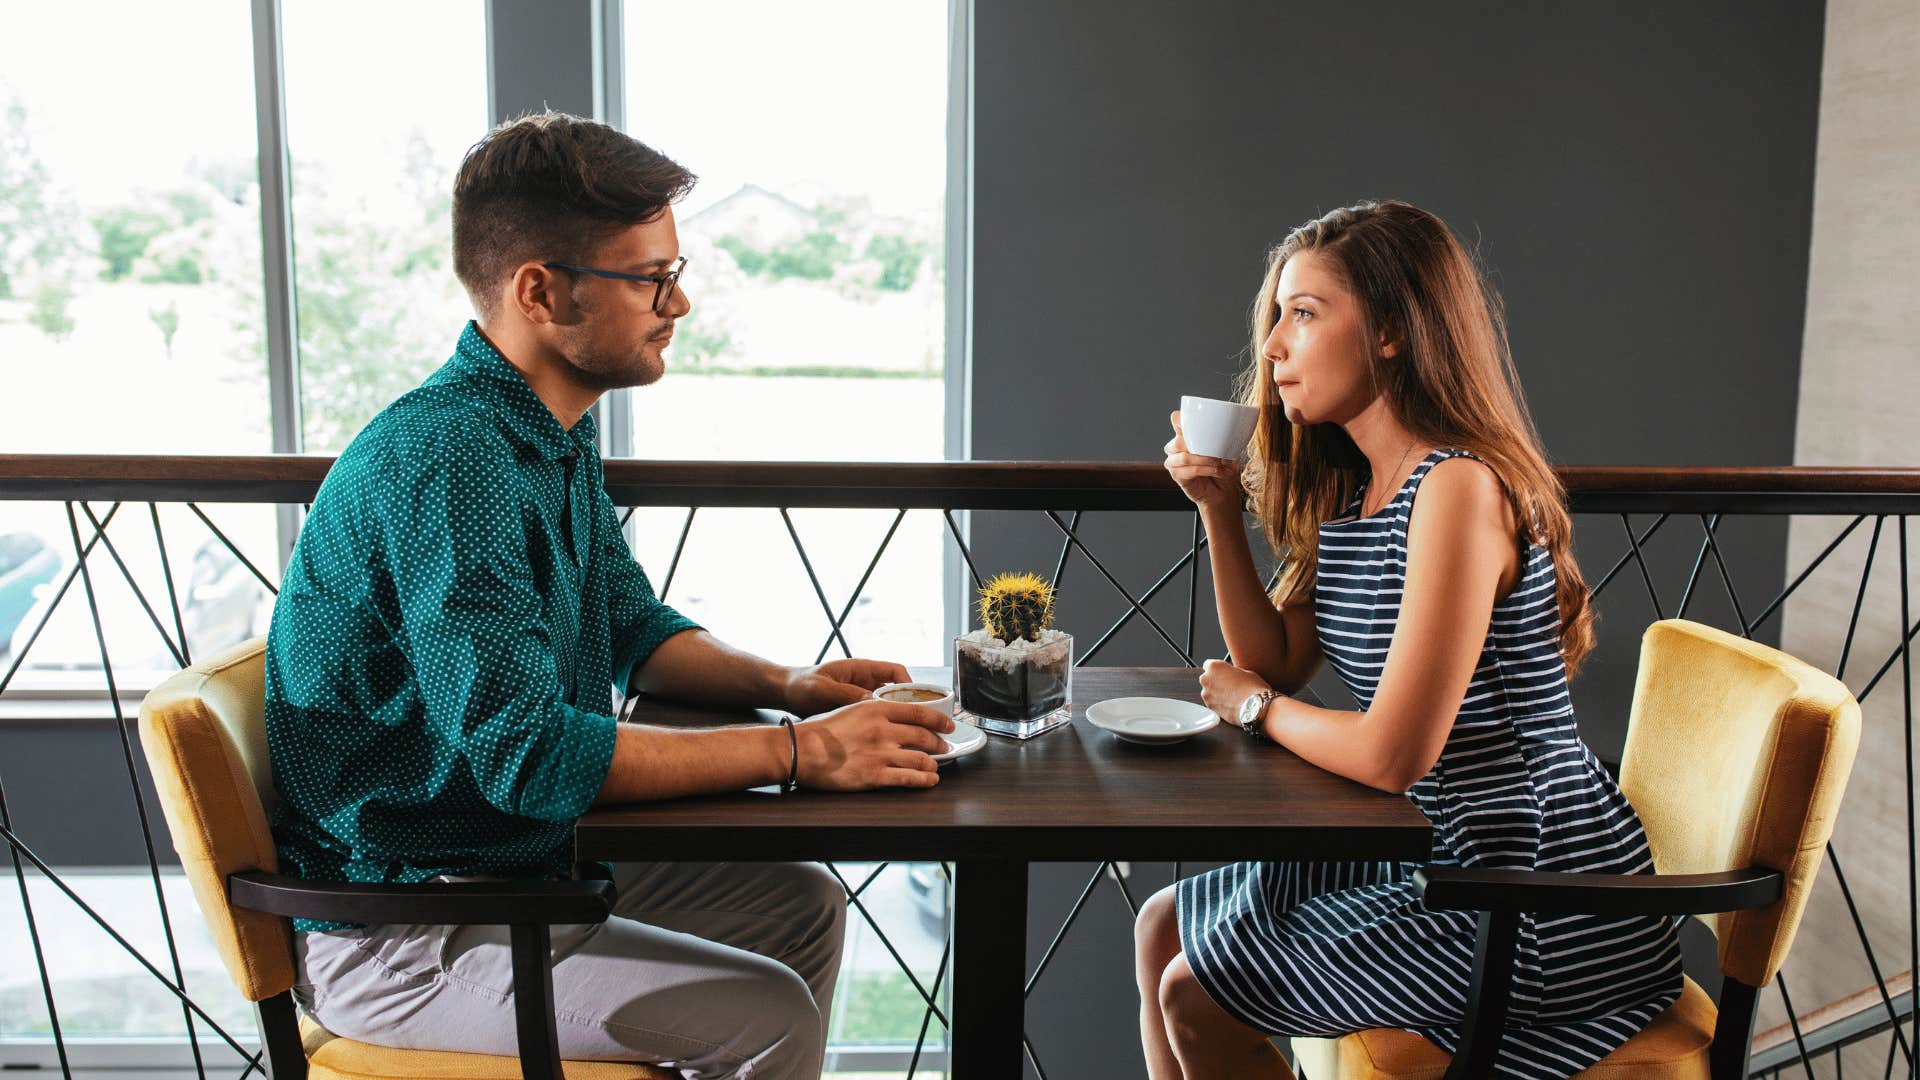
[955,572,1074,739]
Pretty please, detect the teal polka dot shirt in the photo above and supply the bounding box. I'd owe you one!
[265,322,699,931]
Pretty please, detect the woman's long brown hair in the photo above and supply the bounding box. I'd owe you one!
[1236,200,1596,673]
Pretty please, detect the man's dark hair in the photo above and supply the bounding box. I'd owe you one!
[452,111,696,317]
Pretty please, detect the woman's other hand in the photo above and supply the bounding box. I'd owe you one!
[1198,658,1272,724]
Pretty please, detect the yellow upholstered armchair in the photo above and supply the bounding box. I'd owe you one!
[1293,619,1862,1080]
[137,637,672,1080]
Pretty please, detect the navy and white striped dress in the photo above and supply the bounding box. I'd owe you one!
[1177,448,1682,1078]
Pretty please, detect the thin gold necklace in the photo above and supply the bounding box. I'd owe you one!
[1362,441,1422,518]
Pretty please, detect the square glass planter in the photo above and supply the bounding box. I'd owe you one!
[953,632,1073,739]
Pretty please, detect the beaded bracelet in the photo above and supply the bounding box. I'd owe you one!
[779,716,799,794]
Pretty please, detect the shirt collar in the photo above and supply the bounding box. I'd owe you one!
[445,321,598,461]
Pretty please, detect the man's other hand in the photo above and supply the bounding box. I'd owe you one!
[794,699,954,790]
[784,658,913,715]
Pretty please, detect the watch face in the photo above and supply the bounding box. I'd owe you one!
[1239,694,1262,728]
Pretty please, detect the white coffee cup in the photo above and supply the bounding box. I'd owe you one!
[873,681,956,717]
[1179,395,1260,459]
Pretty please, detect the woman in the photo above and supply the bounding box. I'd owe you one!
[1134,201,1681,1079]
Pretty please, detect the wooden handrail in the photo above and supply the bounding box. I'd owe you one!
[2,454,1919,512]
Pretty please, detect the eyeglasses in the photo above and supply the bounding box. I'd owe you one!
[542,255,687,315]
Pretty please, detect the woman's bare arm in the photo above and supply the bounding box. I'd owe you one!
[1201,502,1323,693]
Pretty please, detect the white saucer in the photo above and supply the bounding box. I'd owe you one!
[1086,697,1218,745]
[932,720,987,763]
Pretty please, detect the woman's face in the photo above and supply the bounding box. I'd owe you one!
[1262,250,1387,426]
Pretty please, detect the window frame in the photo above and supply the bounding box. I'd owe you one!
[1,1,973,1074]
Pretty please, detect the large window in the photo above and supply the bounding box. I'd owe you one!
[619,1,952,673]
[0,4,267,456]
[2,3,962,1073]
[282,0,488,453]
[0,5,279,695]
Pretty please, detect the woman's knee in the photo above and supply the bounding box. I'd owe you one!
[1157,953,1227,1043]
[1135,884,1180,963]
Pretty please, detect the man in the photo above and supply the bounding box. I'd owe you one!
[265,111,952,1078]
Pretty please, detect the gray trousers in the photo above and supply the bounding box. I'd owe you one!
[292,862,847,1079]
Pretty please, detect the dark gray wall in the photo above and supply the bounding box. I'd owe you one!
[967,2,1824,1075]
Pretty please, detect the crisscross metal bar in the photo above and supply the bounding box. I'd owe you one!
[1824,843,1914,1064]
[1618,513,1665,619]
[186,503,279,595]
[1107,860,1138,916]
[812,509,908,664]
[1746,515,1869,634]
[79,502,186,667]
[1024,1034,1050,1080]
[1050,510,1081,591]
[823,862,949,1031]
[1675,514,1717,621]
[781,508,853,660]
[0,821,263,1066]
[1188,510,1201,657]
[1588,513,1671,598]
[1775,973,1820,1080]
[0,502,122,697]
[1079,539,1209,667]
[1026,862,1109,997]
[905,861,954,1080]
[1699,513,1752,636]
[152,503,192,665]
[658,506,696,600]
[1836,517,1885,682]
[905,922,952,1079]
[0,783,69,1075]
[1853,609,1920,704]
[1900,517,1916,1066]
[943,509,984,591]
[65,503,208,1079]
[1044,511,1193,665]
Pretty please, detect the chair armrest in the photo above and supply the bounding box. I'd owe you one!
[228,871,615,926]
[1413,864,1782,916]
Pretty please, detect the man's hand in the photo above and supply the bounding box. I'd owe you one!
[794,699,954,790]
[1199,658,1272,724]
[784,658,912,715]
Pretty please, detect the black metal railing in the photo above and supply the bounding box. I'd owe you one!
[2,455,1917,1078]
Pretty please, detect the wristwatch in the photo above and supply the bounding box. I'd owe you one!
[1237,689,1282,739]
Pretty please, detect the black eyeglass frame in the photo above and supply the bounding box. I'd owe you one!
[542,255,687,314]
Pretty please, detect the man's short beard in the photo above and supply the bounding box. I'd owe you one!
[555,292,665,390]
[564,343,663,391]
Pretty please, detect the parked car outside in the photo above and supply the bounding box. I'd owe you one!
[0,532,62,661]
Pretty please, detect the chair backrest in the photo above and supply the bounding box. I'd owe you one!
[1619,619,1860,988]
[138,636,294,1003]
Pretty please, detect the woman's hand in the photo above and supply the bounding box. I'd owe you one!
[1198,658,1272,724]
[1163,410,1243,514]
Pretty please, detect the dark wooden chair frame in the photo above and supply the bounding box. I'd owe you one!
[226,870,617,1080]
[1411,862,1786,1080]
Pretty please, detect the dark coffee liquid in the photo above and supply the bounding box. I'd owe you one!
[884,688,948,703]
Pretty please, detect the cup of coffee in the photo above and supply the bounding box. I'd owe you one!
[874,681,955,717]
[1179,395,1259,460]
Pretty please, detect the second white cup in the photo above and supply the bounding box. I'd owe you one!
[1179,395,1260,459]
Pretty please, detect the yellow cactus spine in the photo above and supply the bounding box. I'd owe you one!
[977,571,1056,643]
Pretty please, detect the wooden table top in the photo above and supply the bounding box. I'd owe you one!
[576,667,1433,864]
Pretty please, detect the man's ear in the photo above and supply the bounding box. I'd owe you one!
[509,262,568,325]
